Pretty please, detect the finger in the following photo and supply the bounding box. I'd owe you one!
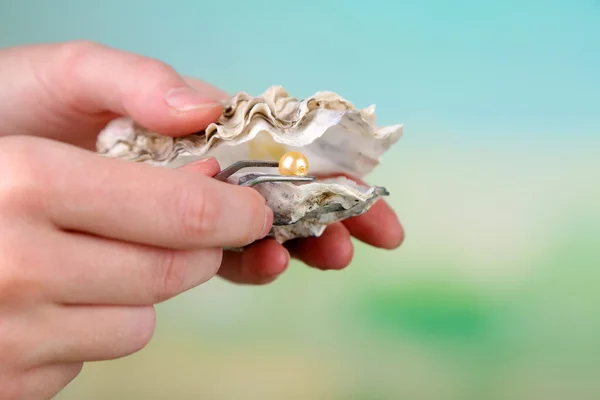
[285,223,354,270]
[177,156,221,175]
[317,173,404,249]
[35,304,156,364]
[38,41,224,135]
[27,138,272,248]
[218,239,290,285]
[184,76,230,101]
[342,198,405,249]
[43,230,223,305]
[0,42,227,148]
[17,362,83,400]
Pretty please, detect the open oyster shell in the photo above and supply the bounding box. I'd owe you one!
[97,86,403,243]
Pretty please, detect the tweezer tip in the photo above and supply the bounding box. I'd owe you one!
[214,160,281,181]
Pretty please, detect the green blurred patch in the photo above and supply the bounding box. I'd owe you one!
[356,283,496,344]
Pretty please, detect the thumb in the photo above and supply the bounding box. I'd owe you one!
[0,41,227,143]
[43,41,226,135]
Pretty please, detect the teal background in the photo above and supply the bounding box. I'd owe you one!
[1,1,600,399]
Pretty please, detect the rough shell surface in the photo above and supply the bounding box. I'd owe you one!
[229,175,389,243]
[96,86,403,243]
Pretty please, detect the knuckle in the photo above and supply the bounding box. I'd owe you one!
[240,188,267,243]
[130,56,177,80]
[0,137,40,182]
[52,40,105,99]
[176,186,218,241]
[0,240,36,304]
[0,137,46,211]
[0,266,35,306]
[55,40,104,77]
[154,249,191,303]
[60,39,104,56]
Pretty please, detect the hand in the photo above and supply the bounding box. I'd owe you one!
[0,40,403,397]
[0,43,272,398]
[0,137,271,398]
[0,40,404,287]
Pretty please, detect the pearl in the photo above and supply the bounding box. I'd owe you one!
[278,151,309,177]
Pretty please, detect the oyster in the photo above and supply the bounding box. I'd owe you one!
[97,86,403,243]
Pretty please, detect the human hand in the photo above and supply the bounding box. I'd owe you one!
[0,40,404,288]
[0,136,273,398]
[0,43,272,398]
[0,39,403,397]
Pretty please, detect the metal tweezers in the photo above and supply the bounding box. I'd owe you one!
[214,160,316,186]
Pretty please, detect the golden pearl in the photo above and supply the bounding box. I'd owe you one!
[278,151,309,177]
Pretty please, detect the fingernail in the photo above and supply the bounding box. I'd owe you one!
[262,206,274,237]
[164,87,222,111]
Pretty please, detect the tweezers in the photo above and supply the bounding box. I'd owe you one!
[214,160,316,187]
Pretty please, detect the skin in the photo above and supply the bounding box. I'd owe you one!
[0,41,404,398]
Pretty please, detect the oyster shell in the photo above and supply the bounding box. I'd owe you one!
[96,86,403,243]
[230,175,389,243]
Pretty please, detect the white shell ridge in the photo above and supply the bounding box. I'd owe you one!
[97,85,403,178]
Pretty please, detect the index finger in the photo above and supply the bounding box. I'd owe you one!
[34,139,272,249]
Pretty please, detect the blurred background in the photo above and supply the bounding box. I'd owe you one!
[1,0,599,398]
